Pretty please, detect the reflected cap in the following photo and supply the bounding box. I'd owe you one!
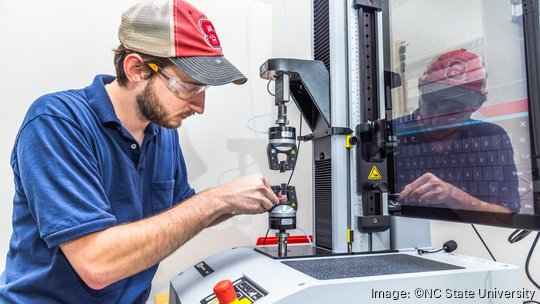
[419,49,486,93]
[118,0,247,86]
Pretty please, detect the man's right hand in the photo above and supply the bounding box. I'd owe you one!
[205,174,281,216]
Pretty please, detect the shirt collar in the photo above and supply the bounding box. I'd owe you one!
[145,122,160,137]
[85,74,121,127]
[85,74,161,137]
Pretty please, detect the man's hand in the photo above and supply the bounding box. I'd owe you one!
[206,174,281,215]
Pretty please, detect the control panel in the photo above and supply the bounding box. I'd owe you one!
[200,276,268,304]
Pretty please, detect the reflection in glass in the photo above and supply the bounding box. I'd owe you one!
[387,0,533,216]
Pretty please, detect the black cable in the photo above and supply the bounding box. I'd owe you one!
[509,229,532,244]
[471,224,496,261]
[508,230,540,297]
[286,114,302,187]
[262,228,270,246]
[417,248,443,255]
[525,232,540,290]
[417,240,457,255]
[524,301,540,304]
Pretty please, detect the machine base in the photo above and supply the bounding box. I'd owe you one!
[170,246,524,304]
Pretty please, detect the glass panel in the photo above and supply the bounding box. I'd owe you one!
[388,0,533,215]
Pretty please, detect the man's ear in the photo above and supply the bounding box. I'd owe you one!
[123,53,149,84]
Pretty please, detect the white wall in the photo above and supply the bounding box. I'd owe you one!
[0,0,537,303]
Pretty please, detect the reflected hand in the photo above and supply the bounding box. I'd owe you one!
[399,173,467,208]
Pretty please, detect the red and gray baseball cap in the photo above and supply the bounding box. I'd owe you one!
[118,0,247,86]
[419,49,486,94]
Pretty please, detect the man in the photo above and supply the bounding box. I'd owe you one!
[0,1,281,303]
[394,49,521,214]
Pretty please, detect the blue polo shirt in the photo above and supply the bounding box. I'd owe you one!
[0,75,195,303]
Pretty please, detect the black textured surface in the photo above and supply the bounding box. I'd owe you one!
[313,0,330,71]
[281,254,464,280]
[314,158,332,249]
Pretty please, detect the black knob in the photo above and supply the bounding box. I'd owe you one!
[443,240,458,253]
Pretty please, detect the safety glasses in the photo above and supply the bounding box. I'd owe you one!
[147,63,209,100]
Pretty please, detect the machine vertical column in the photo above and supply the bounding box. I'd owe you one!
[352,0,391,245]
[311,0,351,253]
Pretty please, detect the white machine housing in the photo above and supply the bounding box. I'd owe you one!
[170,246,522,304]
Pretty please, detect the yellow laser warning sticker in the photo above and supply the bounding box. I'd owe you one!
[368,166,382,180]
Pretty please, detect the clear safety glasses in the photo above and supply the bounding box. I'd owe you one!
[147,63,209,100]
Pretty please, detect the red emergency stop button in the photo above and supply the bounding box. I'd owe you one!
[213,279,237,304]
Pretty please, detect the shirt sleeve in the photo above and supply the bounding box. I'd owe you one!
[14,115,116,248]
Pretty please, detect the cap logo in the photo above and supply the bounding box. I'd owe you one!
[199,19,221,49]
[445,60,468,82]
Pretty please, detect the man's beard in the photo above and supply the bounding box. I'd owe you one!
[136,81,191,129]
